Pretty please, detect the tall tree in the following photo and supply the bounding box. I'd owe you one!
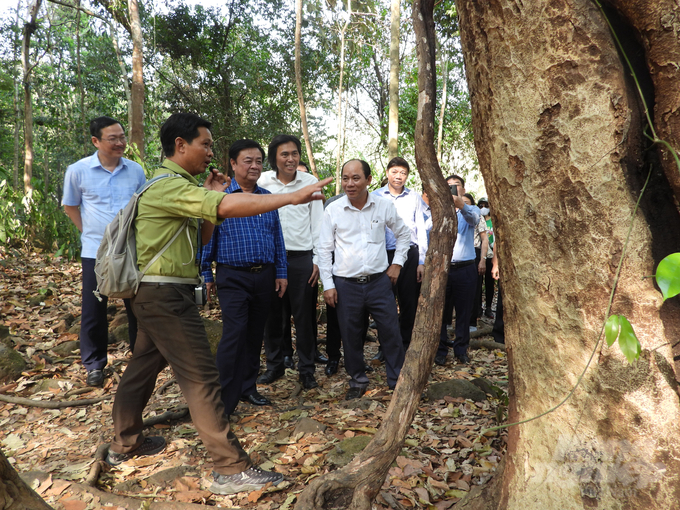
[387,0,399,159]
[334,0,351,194]
[295,0,318,178]
[12,0,21,189]
[295,0,456,507]
[456,0,680,508]
[127,0,143,158]
[21,0,43,198]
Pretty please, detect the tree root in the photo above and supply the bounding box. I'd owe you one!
[84,443,109,487]
[142,405,189,427]
[0,393,111,408]
[156,378,177,396]
[470,338,506,351]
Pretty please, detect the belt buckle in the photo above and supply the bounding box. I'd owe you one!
[251,264,263,273]
[357,276,368,283]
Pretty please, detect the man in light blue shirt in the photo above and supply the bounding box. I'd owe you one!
[435,174,481,365]
[371,157,429,352]
[62,116,146,387]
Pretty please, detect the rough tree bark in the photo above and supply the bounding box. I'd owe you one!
[0,449,53,510]
[295,0,319,179]
[455,0,680,508]
[21,0,43,199]
[127,0,144,159]
[294,0,456,507]
[436,44,448,162]
[387,0,400,159]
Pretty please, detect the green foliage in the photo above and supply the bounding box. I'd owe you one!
[655,253,680,301]
[605,315,641,364]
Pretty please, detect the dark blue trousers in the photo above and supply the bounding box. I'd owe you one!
[335,273,404,389]
[80,257,137,370]
[215,265,274,416]
[438,263,478,358]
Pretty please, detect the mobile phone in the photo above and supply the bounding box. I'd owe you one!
[449,184,458,196]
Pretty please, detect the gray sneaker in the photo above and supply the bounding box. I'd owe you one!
[209,466,284,495]
[106,436,166,466]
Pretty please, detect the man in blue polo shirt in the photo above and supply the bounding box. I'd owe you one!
[435,174,481,365]
[62,116,146,387]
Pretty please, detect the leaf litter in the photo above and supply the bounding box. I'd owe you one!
[0,249,508,508]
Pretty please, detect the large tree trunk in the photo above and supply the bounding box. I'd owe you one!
[456,0,680,508]
[294,0,456,508]
[387,0,400,160]
[22,0,43,199]
[128,0,144,159]
[0,449,53,509]
[295,0,319,179]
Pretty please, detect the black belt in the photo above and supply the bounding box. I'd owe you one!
[139,282,195,289]
[286,250,313,258]
[219,263,272,274]
[335,271,385,284]
[450,260,475,269]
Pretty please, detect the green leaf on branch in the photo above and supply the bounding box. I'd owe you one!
[604,315,620,347]
[605,315,641,363]
[656,253,680,300]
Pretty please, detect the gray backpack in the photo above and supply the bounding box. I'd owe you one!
[93,173,187,300]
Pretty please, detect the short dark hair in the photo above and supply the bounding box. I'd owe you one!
[160,113,212,157]
[342,159,371,179]
[387,157,410,173]
[298,161,309,170]
[90,116,122,139]
[268,135,302,170]
[446,174,465,187]
[463,193,476,206]
[229,139,265,162]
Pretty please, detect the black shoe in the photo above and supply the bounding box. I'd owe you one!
[325,360,339,376]
[86,369,104,387]
[434,355,447,366]
[283,356,295,369]
[484,309,494,319]
[210,466,283,495]
[107,436,166,466]
[456,354,471,364]
[240,392,272,406]
[257,369,284,385]
[345,387,366,400]
[371,349,385,362]
[364,363,375,373]
[314,353,329,364]
[300,373,319,389]
[442,338,455,348]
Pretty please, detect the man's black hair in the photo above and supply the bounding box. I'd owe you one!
[160,113,212,157]
[298,161,309,170]
[386,157,410,173]
[463,193,476,206]
[90,116,122,139]
[342,159,371,179]
[446,174,465,187]
[229,139,266,162]
[267,134,302,171]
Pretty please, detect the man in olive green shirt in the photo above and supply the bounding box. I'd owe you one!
[107,113,331,495]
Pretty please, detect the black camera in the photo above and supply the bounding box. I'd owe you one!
[449,184,458,196]
[195,284,207,306]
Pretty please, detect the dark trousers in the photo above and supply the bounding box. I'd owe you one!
[387,245,421,348]
[80,257,137,370]
[492,285,505,344]
[438,263,478,358]
[471,248,483,325]
[484,257,495,311]
[335,274,404,389]
[263,253,316,376]
[111,283,251,475]
[215,265,274,415]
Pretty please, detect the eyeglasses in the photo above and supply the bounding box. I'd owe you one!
[101,136,127,144]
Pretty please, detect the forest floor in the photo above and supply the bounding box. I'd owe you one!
[0,248,508,510]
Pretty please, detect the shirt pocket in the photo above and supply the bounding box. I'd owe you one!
[368,219,385,244]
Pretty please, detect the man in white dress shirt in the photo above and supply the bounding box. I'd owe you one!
[258,135,323,390]
[318,159,410,399]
